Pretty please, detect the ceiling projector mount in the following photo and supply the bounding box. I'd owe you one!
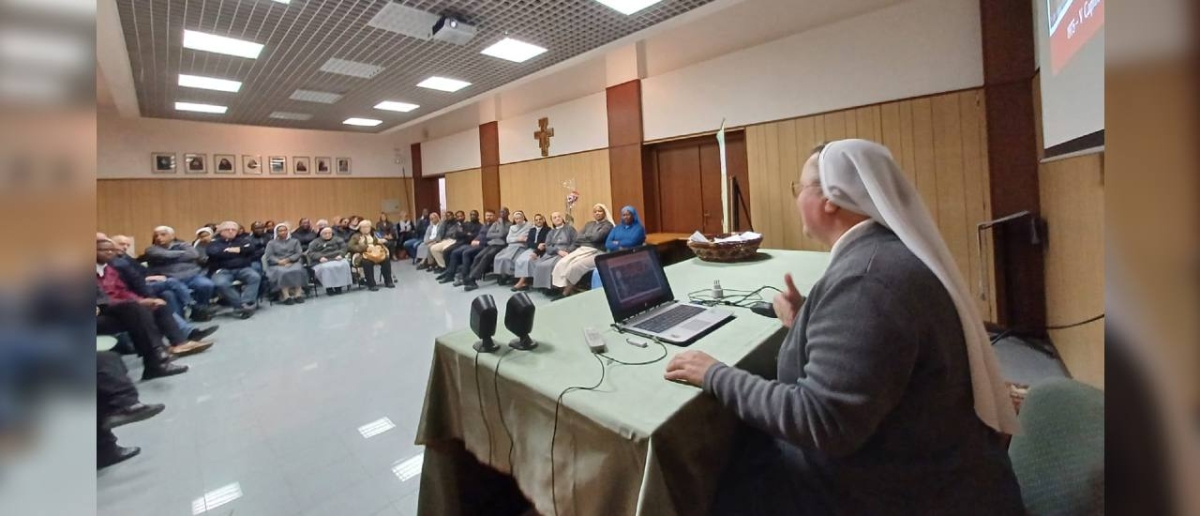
[432,15,476,45]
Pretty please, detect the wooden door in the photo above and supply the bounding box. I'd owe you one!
[655,145,704,232]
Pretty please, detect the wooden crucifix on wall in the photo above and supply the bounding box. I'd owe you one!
[534,117,554,157]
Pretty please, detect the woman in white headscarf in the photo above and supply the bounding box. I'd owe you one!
[551,203,613,296]
[264,224,307,305]
[665,140,1022,515]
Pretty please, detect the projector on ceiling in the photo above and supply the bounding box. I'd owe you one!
[432,16,476,45]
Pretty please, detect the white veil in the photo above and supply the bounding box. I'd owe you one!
[818,139,1020,435]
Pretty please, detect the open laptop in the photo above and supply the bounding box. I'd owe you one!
[594,246,733,345]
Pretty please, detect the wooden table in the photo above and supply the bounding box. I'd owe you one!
[644,232,693,265]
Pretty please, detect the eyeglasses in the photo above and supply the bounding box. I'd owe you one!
[791,181,821,198]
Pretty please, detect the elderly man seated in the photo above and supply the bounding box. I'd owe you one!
[107,234,218,341]
[142,226,216,321]
[206,221,262,319]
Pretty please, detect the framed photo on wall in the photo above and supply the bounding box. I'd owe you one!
[315,156,332,175]
[243,155,263,175]
[336,157,351,175]
[269,156,288,175]
[183,153,207,174]
[293,157,311,175]
[214,154,237,174]
[151,152,176,174]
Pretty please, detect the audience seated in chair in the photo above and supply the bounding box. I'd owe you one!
[348,220,395,291]
[394,211,415,259]
[459,208,513,291]
[143,226,216,321]
[491,211,535,288]
[509,213,550,292]
[265,223,308,305]
[436,210,483,283]
[375,212,400,260]
[97,239,213,367]
[206,221,262,319]
[551,204,614,296]
[427,211,465,273]
[334,217,355,242]
[104,234,218,342]
[403,209,429,263]
[192,227,213,268]
[414,211,444,268]
[440,209,494,286]
[246,221,270,276]
[591,206,647,289]
[97,350,167,469]
[292,218,318,251]
[307,227,353,295]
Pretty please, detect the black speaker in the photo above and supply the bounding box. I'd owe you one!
[505,292,537,350]
[470,294,500,353]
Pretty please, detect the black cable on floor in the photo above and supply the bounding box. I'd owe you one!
[550,351,606,516]
[473,350,494,466]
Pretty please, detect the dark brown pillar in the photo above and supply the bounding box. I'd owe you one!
[411,143,440,213]
[980,0,1046,329]
[479,121,501,211]
[607,80,646,226]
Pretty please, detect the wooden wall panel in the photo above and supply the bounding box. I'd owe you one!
[607,80,646,220]
[97,178,413,244]
[746,89,997,319]
[444,168,484,214]
[1039,154,1104,389]
[498,150,611,227]
[480,122,501,211]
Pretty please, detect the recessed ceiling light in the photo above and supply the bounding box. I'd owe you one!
[269,111,312,120]
[594,0,663,15]
[289,89,342,104]
[178,74,241,93]
[175,101,227,114]
[374,101,419,113]
[182,30,263,59]
[480,37,547,63]
[319,58,384,79]
[272,0,290,4]
[416,76,470,92]
[343,117,383,127]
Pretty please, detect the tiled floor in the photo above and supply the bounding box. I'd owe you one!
[97,263,553,516]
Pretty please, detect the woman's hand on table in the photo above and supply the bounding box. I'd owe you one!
[664,350,720,387]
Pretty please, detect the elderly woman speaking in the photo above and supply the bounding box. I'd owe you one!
[665,140,1022,515]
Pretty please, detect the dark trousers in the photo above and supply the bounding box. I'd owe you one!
[361,258,393,287]
[444,244,475,277]
[469,245,505,280]
[97,351,139,455]
[456,245,485,277]
[97,302,183,361]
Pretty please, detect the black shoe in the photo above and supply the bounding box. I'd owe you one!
[463,280,478,292]
[368,286,380,292]
[325,288,335,295]
[511,285,529,292]
[189,310,213,322]
[384,283,395,289]
[187,325,219,341]
[142,362,188,381]
[438,276,454,284]
[452,279,464,287]
[295,296,306,303]
[237,309,253,319]
[98,445,141,469]
[283,298,295,306]
[103,403,166,430]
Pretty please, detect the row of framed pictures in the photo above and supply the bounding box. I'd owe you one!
[151,153,352,176]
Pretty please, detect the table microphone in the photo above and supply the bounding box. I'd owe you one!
[470,294,500,352]
[505,292,538,350]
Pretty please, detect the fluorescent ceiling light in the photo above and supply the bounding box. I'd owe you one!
[191,483,242,515]
[178,74,241,93]
[343,117,383,127]
[182,30,263,59]
[374,101,419,112]
[357,417,395,437]
[594,0,663,15]
[269,111,312,120]
[175,101,227,114]
[480,37,547,63]
[272,0,290,3]
[289,89,342,104]
[416,76,470,92]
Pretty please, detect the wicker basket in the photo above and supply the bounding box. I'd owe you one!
[687,234,764,263]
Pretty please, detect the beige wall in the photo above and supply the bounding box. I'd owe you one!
[498,150,612,227]
[97,178,414,244]
[747,89,996,320]
[444,169,484,215]
[98,111,407,179]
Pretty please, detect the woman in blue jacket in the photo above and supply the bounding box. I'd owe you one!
[594,206,647,289]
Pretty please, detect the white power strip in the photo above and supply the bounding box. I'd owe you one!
[582,327,607,353]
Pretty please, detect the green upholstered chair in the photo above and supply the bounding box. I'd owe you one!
[1008,378,1105,516]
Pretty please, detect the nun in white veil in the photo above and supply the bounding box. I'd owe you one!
[665,140,1022,515]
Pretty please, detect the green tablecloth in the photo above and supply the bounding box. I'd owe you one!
[415,249,831,516]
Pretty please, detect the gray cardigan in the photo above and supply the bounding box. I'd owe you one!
[307,236,347,262]
[545,225,578,254]
[264,238,303,266]
[704,224,1022,515]
[575,220,613,250]
[143,240,203,279]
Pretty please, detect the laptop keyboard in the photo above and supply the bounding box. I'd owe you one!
[633,305,706,334]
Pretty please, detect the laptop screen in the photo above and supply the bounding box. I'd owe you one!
[594,245,674,322]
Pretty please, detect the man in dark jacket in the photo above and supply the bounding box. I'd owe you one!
[142,226,216,320]
[206,221,262,318]
[439,210,491,283]
[291,218,318,250]
[246,221,271,273]
[105,234,218,340]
